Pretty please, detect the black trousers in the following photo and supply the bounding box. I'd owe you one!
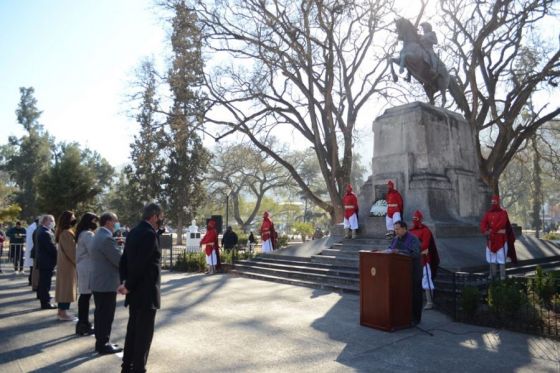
[10,244,24,270]
[93,292,117,348]
[78,293,92,325]
[37,267,54,306]
[411,257,423,324]
[122,307,157,373]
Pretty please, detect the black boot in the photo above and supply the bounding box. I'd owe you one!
[76,321,94,336]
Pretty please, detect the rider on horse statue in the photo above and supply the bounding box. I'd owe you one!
[419,22,438,75]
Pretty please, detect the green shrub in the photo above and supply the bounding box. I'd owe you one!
[529,266,557,307]
[488,279,527,320]
[461,286,480,319]
[277,235,289,248]
[551,294,560,313]
[173,251,207,272]
[543,232,560,240]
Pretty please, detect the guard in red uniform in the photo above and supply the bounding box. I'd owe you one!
[480,195,517,280]
[260,212,276,253]
[410,210,440,310]
[200,220,219,274]
[342,184,359,239]
[385,180,404,239]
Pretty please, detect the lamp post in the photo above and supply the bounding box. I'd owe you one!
[225,194,229,230]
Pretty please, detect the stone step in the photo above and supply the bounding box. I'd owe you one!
[250,256,353,271]
[236,259,358,278]
[319,248,362,258]
[229,269,359,294]
[311,255,360,268]
[233,263,360,286]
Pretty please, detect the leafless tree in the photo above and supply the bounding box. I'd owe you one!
[196,0,395,223]
[207,143,294,231]
[439,0,560,194]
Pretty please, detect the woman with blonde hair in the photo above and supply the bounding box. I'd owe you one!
[55,210,78,321]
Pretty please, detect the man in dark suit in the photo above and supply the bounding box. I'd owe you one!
[36,215,57,309]
[118,203,163,373]
[90,212,123,354]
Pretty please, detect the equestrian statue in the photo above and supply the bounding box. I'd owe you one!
[390,18,469,115]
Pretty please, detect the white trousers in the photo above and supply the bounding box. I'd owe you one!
[422,264,435,290]
[486,242,508,264]
[262,239,273,253]
[206,250,217,265]
[343,213,358,230]
[385,212,402,231]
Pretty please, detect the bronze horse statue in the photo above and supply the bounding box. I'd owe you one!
[390,18,469,114]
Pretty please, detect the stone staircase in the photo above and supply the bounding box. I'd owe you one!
[230,235,560,296]
[230,237,389,293]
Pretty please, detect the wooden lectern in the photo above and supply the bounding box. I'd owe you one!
[360,251,412,331]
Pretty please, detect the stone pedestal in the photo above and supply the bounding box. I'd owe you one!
[364,102,488,237]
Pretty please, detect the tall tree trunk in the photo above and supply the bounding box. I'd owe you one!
[531,135,542,238]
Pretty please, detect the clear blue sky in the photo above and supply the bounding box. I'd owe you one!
[0,0,166,167]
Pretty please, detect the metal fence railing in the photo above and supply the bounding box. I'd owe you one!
[434,268,560,339]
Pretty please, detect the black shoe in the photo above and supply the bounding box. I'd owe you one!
[76,322,94,336]
[40,303,57,309]
[96,343,123,354]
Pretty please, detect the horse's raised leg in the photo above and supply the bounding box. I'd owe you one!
[399,53,406,74]
[441,90,447,107]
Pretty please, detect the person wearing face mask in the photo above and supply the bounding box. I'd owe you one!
[260,211,276,253]
[118,203,163,373]
[385,180,404,240]
[342,184,359,239]
[54,211,78,321]
[201,219,219,274]
[36,214,58,309]
[480,195,517,281]
[90,212,124,354]
[75,212,99,335]
[409,210,440,310]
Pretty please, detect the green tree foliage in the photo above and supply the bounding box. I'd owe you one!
[129,59,166,204]
[162,1,211,243]
[3,87,53,220]
[292,221,315,242]
[37,143,114,219]
[106,167,145,226]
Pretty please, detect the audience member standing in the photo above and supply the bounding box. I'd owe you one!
[0,228,5,273]
[36,215,57,309]
[75,212,98,335]
[118,203,163,373]
[7,221,26,272]
[221,226,238,253]
[24,219,38,285]
[90,212,123,354]
[248,231,256,252]
[54,211,78,321]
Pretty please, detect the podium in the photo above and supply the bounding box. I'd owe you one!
[360,251,411,331]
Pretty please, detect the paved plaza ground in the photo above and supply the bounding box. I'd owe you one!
[0,267,559,372]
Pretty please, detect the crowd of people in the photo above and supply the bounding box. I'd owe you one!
[0,203,164,372]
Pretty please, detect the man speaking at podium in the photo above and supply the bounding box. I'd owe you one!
[388,221,423,325]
